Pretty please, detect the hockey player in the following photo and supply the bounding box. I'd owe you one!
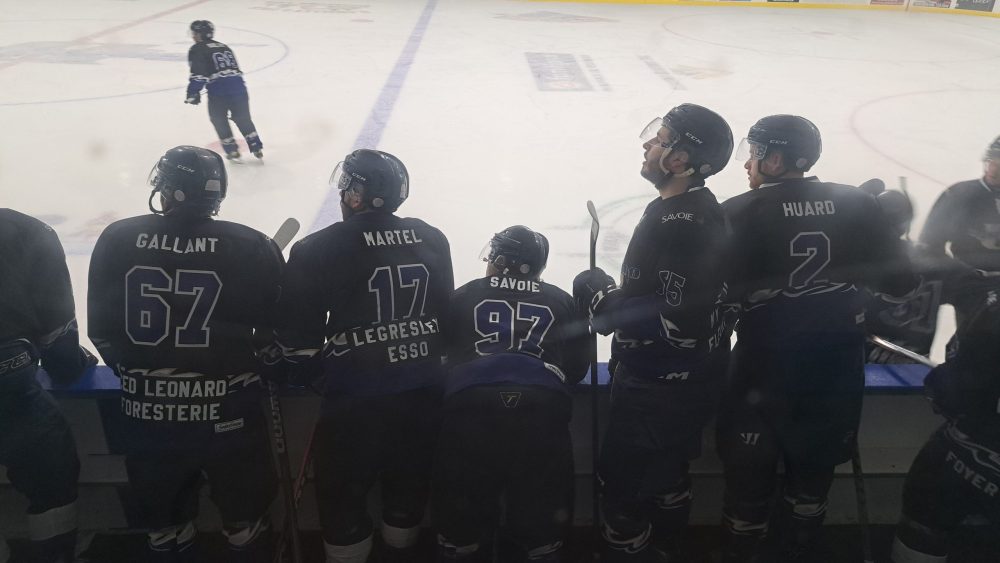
[890,289,1000,563]
[87,146,284,562]
[0,210,95,563]
[862,184,994,363]
[435,226,590,562]
[719,115,916,562]
[186,20,264,160]
[276,149,454,563]
[572,103,734,562]
[918,136,1000,325]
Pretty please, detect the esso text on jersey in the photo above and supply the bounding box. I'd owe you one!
[387,340,431,363]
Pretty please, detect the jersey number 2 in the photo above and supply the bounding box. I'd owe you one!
[126,267,221,347]
[789,232,831,289]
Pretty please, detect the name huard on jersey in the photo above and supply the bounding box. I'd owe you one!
[135,233,220,254]
[782,200,836,217]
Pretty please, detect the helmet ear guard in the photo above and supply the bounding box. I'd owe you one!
[480,226,549,279]
[330,149,409,212]
[649,104,734,183]
[741,114,822,173]
[147,146,227,216]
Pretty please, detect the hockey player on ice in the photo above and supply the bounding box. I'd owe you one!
[88,146,285,562]
[186,20,264,161]
[890,290,1000,563]
[435,225,590,562]
[718,115,916,562]
[276,149,454,563]
[573,103,734,562]
[0,209,97,563]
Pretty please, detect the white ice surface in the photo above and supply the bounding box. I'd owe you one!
[4,0,1000,362]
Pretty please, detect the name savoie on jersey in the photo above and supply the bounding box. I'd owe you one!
[363,229,423,247]
[489,276,541,292]
[135,233,219,254]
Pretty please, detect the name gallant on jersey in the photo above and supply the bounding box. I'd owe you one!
[136,233,219,254]
[489,276,541,292]
[363,229,423,247]
[783,201,836,217]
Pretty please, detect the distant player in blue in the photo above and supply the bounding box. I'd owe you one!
[186,20,263,161]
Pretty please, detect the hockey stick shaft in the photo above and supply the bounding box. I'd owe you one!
[851,442,875,563]
[268,218,304,563]
[586,200,601,548]
[869,335,937,367]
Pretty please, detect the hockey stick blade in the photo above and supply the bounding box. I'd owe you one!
[272,218,300,252]
[869,335,938,367]
[587,200,600,269]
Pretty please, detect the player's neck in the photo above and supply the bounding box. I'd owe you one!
[657,177,695,200]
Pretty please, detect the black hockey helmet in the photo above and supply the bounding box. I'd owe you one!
[737,114,822,172]
[985,135,1000,161]
[148,146,227,216]
[876,190,914,238]
[640,103,734,180]
[190,20,214,39]
[480,225,550,279]
[330,149,409,213]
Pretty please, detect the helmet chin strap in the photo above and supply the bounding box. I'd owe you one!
[148,190,164,214]
[656,149,695,188]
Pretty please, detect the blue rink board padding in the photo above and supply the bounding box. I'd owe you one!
[37,363,931,394]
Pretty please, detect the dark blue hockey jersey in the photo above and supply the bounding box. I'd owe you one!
[446,275,589,396]
[723,177,916,349]
[187,39,248,98]
[592,187,730,378]
[277,212,454,397]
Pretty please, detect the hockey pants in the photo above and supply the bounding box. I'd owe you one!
[208,94,262,155]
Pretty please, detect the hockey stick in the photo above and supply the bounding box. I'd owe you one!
[272,218,300,253]
[267,217,305,563]
[586,200,602,551]
[850,441,875,563]
[273,426,316,563]
[869,336,938,367]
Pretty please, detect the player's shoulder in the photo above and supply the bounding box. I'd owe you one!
[211,219,270,242]
[0,208,53,235]
[942,179,989,199]
[653,188,725,232]
[397,215,449,242]
[537,280,575,304]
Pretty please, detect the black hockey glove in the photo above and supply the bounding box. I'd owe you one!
[573,268,617,316]
[924,363,962,419]
[185,93,201,105]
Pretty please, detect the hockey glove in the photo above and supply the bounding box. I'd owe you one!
[924,363,962,419]
[185,94,201,105]
[573,267,617,316]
